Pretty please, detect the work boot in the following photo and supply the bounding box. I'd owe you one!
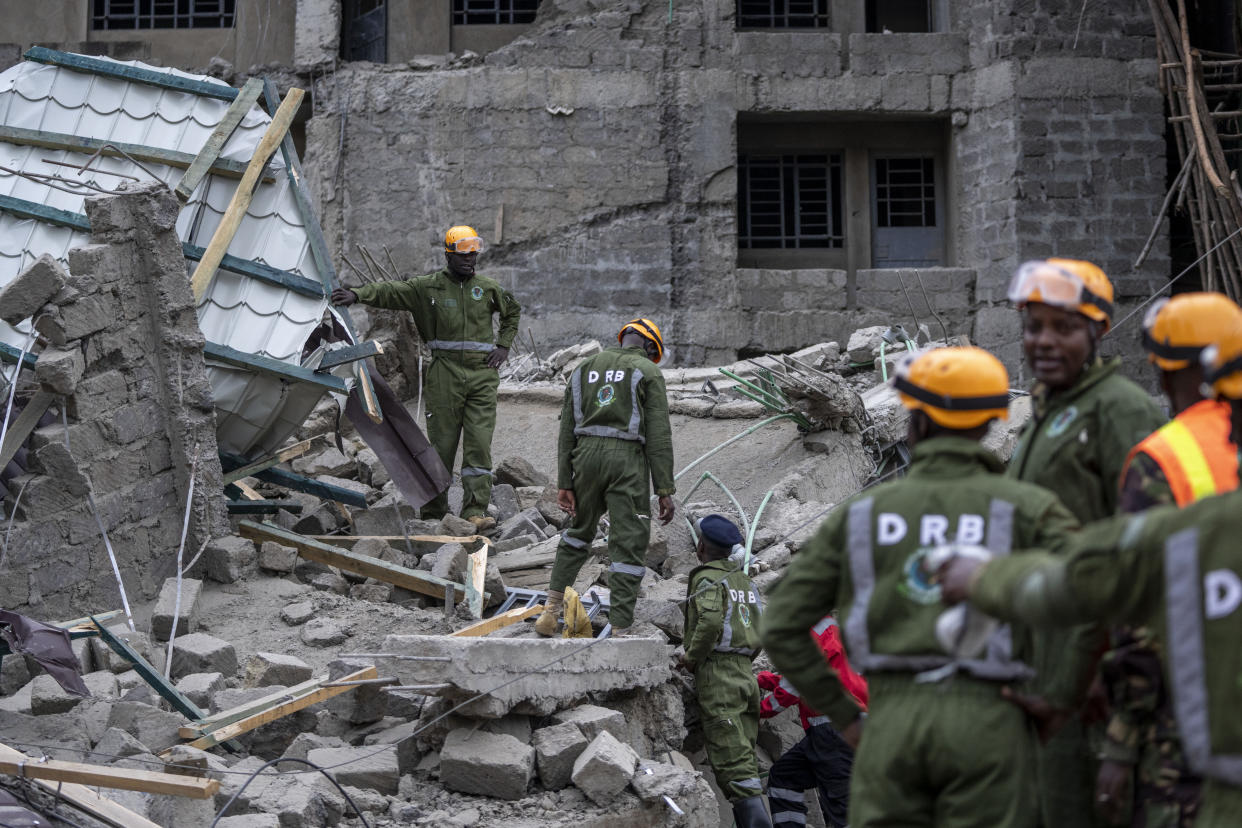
[534,591,564,637]
[466,514,496,533]
[731,795,773,828]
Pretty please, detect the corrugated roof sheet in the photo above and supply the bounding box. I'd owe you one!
[0,55,334,457]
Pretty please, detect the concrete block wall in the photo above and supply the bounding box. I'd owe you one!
[1,184,227,617]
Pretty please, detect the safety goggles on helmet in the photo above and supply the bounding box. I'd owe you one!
[1141,298,1208,363]
[891,354,1010,413]
[1008,260,1114,319]
[447,236,482,254]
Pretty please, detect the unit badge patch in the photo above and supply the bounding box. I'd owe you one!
[1046,405,1079,438]
[597,385,615,406]
[897,549,942,605]
[470,285,484,301]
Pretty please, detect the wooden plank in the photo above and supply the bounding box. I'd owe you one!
[233,480,265,500]
[450,605,542,637]
[181,674,327,735]
[219,459,368,508]
[465,545,487,619]
[238,521,471,600]
[318,340,384,369]
[0,125,264,182]
[183,243,325,298]
[175,77,265,201]
[0,757,219,799]
[0,193,91,231]
[58,609,123,630]
[179,666,377,751]
[494,547,558,573]
[0,340,39,369]
[24,47,239,101]
[204,341,347,394]
[0,391,54,471]
[0,741,162,828]
[307,534,492,547]
[220,437,321,484]
[189,87,305,302]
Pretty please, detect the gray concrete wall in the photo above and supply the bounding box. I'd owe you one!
[301,0,1168,369]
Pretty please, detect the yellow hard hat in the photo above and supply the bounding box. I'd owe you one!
[1202,320,1242,400]
[445,225,482,254]
[1008,258,1115,331]
[894,347,1010,429]
[1143,292,1242,372]
[618,318,665,364]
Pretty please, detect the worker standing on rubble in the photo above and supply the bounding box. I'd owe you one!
[761,347,1080,827]
[936,320,1242,828]
[534,318,675,637]
[1095,293,1242,828]
[1005,258,1166,828]
[679,514,772,828]
[758,611,868,828]
[331,226,521,531]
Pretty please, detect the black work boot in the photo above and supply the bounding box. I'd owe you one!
[731,795,774,828]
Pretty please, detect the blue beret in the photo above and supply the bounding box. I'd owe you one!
[697,514,743,547]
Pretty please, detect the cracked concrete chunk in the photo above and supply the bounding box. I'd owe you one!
[439,728,534,800]
[281,601,315,625]
[306,745,399,795]
[34,346,85,395]
[551,703,627,742]
[531,721,589,790]
[244,652,313,687]
[494,456,548,488]
[0,253,66,325]
[571,730,639,806]
[300,617,348,647]
[259,541,298,573]
[150,577,203,641]
[170,633,237,679]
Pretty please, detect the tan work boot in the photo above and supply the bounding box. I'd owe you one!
[534,591,564,637]
[466,515,496,533]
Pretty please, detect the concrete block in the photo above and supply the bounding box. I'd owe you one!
[90,627,151,674]
[490,483,520,522]
[0,653,31,695]
[300,618,348,647]
[283,732,346,761]
[362,720,422,774]
[496,507,549,541]
[244,652,313,687]
[494,456,548,488]
[204,536,256,584]
[150,577,203,641]
[552,704,627,742]
[281,601,315,625]
[107,701,185,751]
[325,658,385,725]
[306,746,399,795]
[174,672,224,709]
[291,446,353,477]
[571,730,639,806]
[437,514,477,537]
[30,672,106,715]
[430,542,468,581]
[170,633,237,679]
[531,721,589,790]
[35,346,85,395]
[439,728,534,800]
[0,253,66,324]
[94,726,149,759]
[350,583,393,602]
[258,541,298,573]
[217,816,281,828]
[629,758,702,802]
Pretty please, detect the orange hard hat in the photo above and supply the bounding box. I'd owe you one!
[894,347,1010,429]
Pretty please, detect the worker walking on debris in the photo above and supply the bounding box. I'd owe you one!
[1095,293,1242,827]
[535,318,675,637]
[679,514,771,828]
[332,226,521,530]
[761,347,1080,828]
[758,611,868,828]
[1006,259,1166,828]
[936,318,1242,828]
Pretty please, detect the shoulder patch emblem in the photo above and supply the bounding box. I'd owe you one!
[1046,405,1079,438]
[738,603,752,627]
[597,384,615,406]
[897,549,943,606]
[470,285,484,301]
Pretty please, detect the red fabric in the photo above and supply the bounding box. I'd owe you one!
[759,616,868,729]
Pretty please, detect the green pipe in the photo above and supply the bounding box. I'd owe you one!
[680,470,751,540]
[720,368,788,409]
[878,340,888,382]
[743,488,775,573]
[674,413,797,482]
[731,385,785,413]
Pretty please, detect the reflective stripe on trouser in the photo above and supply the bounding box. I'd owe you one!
[849,675,1037,828]
[548,438,651,628]
[420,358,499,519]
[696,654,763,802]
[769,725,854,828]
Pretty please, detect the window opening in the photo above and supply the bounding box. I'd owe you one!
[874,157,936,228]
[739,154,844,249]
[91,0,235,29]
[737,0,830,28]
[342,0,387,62]
[865,0,932,33]
[452,0,540,25]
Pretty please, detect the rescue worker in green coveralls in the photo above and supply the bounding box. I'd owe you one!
[1097,293,1242,828]
[1005,259,1166,828]
[679,514,772,828]
[762,346,1081,828]
[331,226,521,531]
[534,318,676,637]
[937,320,1242,828]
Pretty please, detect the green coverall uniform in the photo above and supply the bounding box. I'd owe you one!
[550,345,675,628]
[684,558,765,802]
[353,268,521,519]
[762,437,1080,827]
[1007,357,1166,828]
[966,487,1242,828]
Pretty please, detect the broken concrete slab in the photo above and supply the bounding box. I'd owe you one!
[94,726,149,759]
[259,540,299,573]
[292,446,353,477]
[300,617,348,647]
[437,514,477,537]
[572,730,639,806]
[107,700,185,751]
[378,635,673,718]
[630,758,702,803]
[439,727,535,800]
[30,671,117,715]
[244,652,313,687]
[494,456,549,488]
[496,506,550,541]
[0,253,66,325]
[306,745,400,795]
[281,601,315,625]
[846,325,891,362]
[170,632,237,679]
[150,576,203,641]
[532,721,589,790]
[552,704,627,743]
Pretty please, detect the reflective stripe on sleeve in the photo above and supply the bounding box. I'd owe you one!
[806,715,831,727]
[460,467,491,477]
[427,340,494,352]
[560,533,589,550]
[609,562,645,577]
[768,787,805,803]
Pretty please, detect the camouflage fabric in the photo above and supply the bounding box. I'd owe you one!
[1116,451,1176,515]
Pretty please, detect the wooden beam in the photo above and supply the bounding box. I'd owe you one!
[203,342,346,393]
[0,742,162,828]
[182,674,326,735]
[450,605,542,637]
[220,436,321,484]
[174,77,265,201]
[177,666,377,751]
[233,479,265,500]
[0,341,39,369]
[0,193,91,231]
[238,521,472,600]
[0,757,219,799]
[220,457,367,508]
[0,391,54,471]
[317,340,384,369]
[183,243,324,298]
[24,47,239,102]
[307,534,492,547]
[189,87,304,302]
[465,545,487,619]
[0,125,265,183]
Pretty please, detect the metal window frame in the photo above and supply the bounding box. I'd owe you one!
[873,155,937,229]
[91,0,236,30]
[451,0,540,26]
[736,0,830,29]
[738,153,844,249]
